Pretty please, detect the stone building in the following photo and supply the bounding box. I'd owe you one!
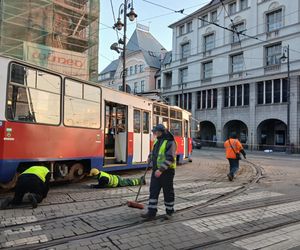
[161,0,300,151]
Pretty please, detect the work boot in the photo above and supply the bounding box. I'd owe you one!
[141,212,156,220]
[141,176,146,185]
[27,193,38,209]
[227,174,233,182]
[0,197,12,209]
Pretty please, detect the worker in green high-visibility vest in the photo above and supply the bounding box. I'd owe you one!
[1,166,51,209]
[88,169,146,188]
[141,124,177,220]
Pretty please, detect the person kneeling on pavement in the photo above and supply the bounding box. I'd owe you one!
[88,169,146,188]
[142,124,177,220]
[1,166,50,209]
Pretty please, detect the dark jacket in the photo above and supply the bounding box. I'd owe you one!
[151,131,176,172]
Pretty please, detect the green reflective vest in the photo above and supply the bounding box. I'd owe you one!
[98,171,119,187]
[153,139,176,169]
[21,166,50,183]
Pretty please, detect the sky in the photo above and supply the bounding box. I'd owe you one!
[98,0,210,72]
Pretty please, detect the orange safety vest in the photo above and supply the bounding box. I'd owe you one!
[224,139,243,159]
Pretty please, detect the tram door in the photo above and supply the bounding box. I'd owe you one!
[105,102,127,164]
[133,110,150,163]
[184,119,189,158]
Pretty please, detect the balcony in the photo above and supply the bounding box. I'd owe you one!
[266,30,280,40]
[229,72,243,79]
[264,64,280,72]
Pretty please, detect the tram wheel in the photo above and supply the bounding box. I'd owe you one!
[68,163,86,182]
[0,174,18,190]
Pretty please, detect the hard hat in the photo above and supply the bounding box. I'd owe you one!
[89,168,100,176]
[152,124,166,132]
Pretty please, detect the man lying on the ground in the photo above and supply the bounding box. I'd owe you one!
[88,168,146,188]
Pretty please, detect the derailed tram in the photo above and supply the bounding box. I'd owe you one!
[0,56,192,189]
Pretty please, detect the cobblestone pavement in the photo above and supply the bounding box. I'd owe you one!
[0,149,300,250]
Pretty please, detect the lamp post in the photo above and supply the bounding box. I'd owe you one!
[111,0,137,92]
[280,45,291,153]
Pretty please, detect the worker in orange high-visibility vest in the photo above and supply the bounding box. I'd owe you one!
[224,132,246,181]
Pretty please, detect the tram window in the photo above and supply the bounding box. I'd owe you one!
[7,64,61,125]
[64,79,100,129]
[170,119,182,136]
[37,71,61,94]
[116,107,126,133]
[153,105,160,115]
[143,112,150,134]
[170,109,182,120]
[7,85,60,125]
[162,117,169,129]
[84,84,100,102]
[65,79,82,98]
[10,64,26,85]
[153,115,159,127]
[184,120,189,137]
[170,109,176,118]
[134,110,141,133]
[161,107,168,117]
[64,98,100,128]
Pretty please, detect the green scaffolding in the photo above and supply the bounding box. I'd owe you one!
[0,0,99,81]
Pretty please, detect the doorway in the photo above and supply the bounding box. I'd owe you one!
[104,102,127,164]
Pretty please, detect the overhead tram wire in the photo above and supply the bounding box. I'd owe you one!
[220,0,247,72]
[141,0,261,41]
[110,0,120,41]
[141,0,300,67]
[104,0,300,56]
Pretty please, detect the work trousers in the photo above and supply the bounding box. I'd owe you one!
[11,174,48,205]
[228,159,240,177]
[148,169,175,216]
[117,176,142,187]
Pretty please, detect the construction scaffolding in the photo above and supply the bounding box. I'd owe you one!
[0,0,99,81]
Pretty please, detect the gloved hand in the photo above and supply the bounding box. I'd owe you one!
[155,170,162,178]
[244,154,247,159]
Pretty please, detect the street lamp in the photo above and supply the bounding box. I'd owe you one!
[280,45,291,153]
[111,0,138,92]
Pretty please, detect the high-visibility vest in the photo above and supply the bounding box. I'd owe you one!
[21,166,50,183]
[153,139,176,169]
[224,139,243,159]
[98,171,119,187]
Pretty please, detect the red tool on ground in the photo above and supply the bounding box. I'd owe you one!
[127,162,150,209]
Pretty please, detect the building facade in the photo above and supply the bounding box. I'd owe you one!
[161,0,300,151]
[0,0,99,81]
[99,25,165,95]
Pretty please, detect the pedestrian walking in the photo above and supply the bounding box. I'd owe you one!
[141,124,177,220]
[224,132,246,181]
[0,166,50,209]
[88,169,146,188]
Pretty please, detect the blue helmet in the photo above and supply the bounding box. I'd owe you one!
[152,124,166,132]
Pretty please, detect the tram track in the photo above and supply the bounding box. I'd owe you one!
[4,159,271,250]
[184,218,300,250]
[1,160,258,227]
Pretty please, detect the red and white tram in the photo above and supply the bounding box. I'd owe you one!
[0,56,192,188]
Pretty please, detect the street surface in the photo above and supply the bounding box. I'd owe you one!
[0,149,300,250]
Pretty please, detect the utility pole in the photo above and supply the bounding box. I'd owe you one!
[122,0,128,92]
[111,0,137,92]
[281,45,291,153]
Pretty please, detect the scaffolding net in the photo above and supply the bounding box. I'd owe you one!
[0,0,99,81]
